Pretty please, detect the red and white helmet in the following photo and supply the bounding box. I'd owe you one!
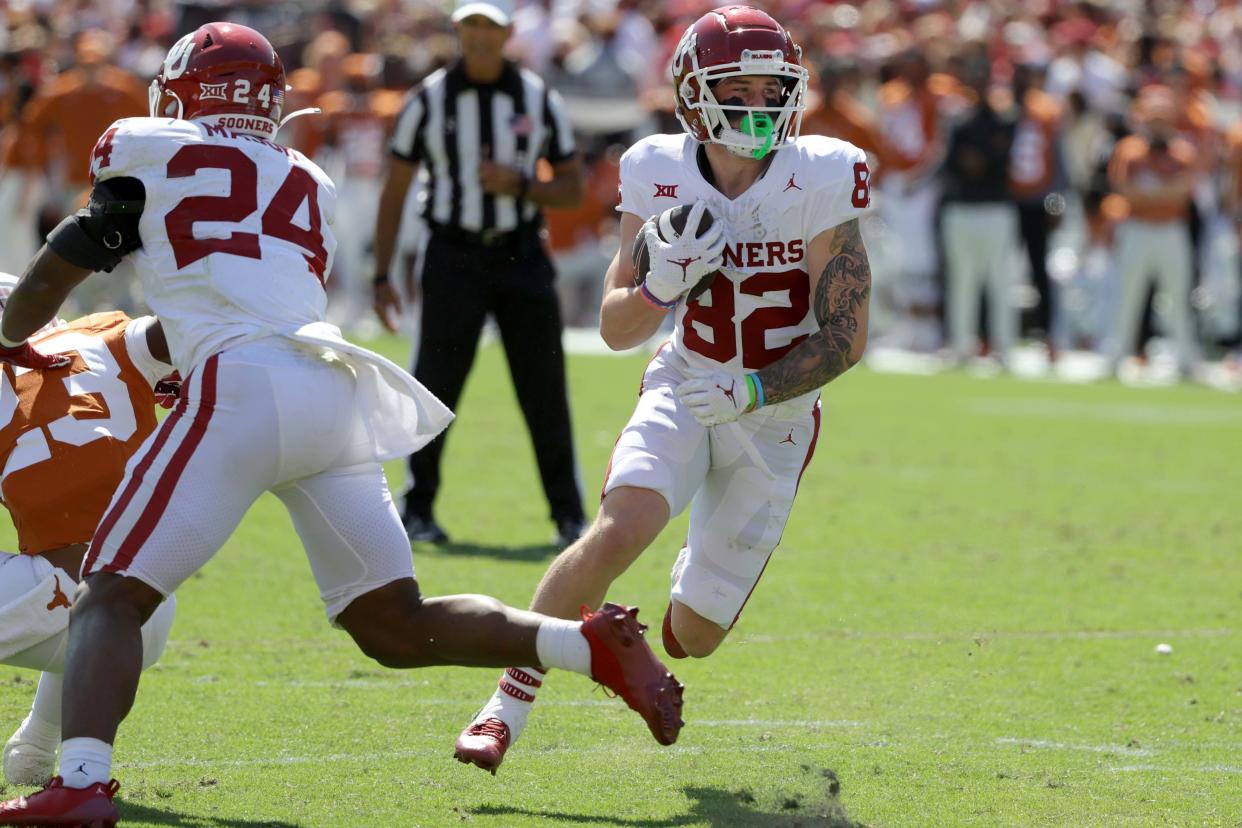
[671,6,808,159]
[148,22,287,138]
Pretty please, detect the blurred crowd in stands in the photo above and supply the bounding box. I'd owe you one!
[2,0,1241,380]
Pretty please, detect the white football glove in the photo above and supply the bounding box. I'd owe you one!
[640,201,726,307]
[675,369,759,426]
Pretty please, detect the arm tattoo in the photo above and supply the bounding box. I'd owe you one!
[756,219,871,404]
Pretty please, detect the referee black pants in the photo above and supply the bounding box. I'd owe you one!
[404,231,585,528]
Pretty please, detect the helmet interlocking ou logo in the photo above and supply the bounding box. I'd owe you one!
[163,33,195,80]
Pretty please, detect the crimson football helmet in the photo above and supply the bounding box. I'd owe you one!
[671,6,808,159]
[148,22,294,138]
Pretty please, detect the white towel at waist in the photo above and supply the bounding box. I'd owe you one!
[286,322,454,462]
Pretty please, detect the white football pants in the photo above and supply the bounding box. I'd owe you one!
[81,338,415,623]
[603,346,821,628]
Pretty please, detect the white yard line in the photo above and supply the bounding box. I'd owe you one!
[967,398,1242,426]
[696,719,863,728]
[119,743,794,770]
[111,724,1242,776]
[996,737,1153,757]
[1111,764,1242,774]
[735,628,1236,644]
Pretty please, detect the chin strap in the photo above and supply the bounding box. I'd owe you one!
[279,107,321,128]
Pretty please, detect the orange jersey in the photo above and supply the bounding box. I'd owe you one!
[545,154,619,253]
[1108,135,1198,222]
[0,312,161,554]
[19,67,147,187]
[803,90,886,162]
[1226,123,1242,214]
[284,67,326,157]
[876,74,962,174]
[1009,89,1064,199]
[316,89,404,179]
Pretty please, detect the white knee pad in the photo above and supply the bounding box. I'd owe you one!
[140,594,177,670]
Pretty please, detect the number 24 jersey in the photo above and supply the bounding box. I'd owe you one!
[88,117,338,375]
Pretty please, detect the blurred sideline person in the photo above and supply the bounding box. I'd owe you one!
[872,50,953,351]
[0,22,682,826]
[372,0,588,547]
[0,118,44,276]
[1008,62,1067,355]
[1107,86,1200,375]
[314,53,404,333]
[17,31,147,312]
[18,31,147,219]
[940,59,1019,366]
[455,5,870,774]
[0,275,178,787]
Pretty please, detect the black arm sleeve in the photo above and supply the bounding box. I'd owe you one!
[46,176,146,273]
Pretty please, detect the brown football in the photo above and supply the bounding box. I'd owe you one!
[632,203,720,303]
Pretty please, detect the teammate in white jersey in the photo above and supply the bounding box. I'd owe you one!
[455,4,873,774]
[0,23,682,826]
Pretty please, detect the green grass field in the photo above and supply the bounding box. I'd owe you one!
[1,336,1239,827]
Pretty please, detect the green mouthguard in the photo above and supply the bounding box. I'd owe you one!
[739,112,775,159]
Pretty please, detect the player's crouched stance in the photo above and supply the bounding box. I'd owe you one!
[0,275,180,789]
[0,22,680,827]
[455,5,872,773]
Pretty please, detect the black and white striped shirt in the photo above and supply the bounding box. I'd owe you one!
[389,60,576,234]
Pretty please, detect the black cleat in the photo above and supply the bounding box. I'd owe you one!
[405,515,449,544]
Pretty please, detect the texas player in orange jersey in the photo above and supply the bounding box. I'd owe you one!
[0,274,179,787]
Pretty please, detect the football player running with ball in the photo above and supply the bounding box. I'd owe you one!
[456,5,873,774]
[0,23,682,826]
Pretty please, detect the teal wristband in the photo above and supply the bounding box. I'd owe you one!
[746,373,764,412]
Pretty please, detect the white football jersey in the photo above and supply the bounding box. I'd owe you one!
[618,133,869,385]
[89,117,337,374]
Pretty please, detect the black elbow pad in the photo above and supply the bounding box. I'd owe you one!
[46,176,146,272]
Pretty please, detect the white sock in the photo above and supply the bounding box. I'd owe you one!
[474,667,545,739]
[58,737,111,788]
[535,619,591,676]
[497,666,545,705]
[28,672,63,734]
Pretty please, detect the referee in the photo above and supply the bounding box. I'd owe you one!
[373,0,587,546]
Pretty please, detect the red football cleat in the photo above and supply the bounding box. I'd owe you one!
[580,603,684,745]
[453,718,510,775]
[0,775,120,827]
[661,604,689,659]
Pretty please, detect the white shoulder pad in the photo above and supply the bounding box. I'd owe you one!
[617,133,693,223]
[795,135,871,241]
[88,118,198,185]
